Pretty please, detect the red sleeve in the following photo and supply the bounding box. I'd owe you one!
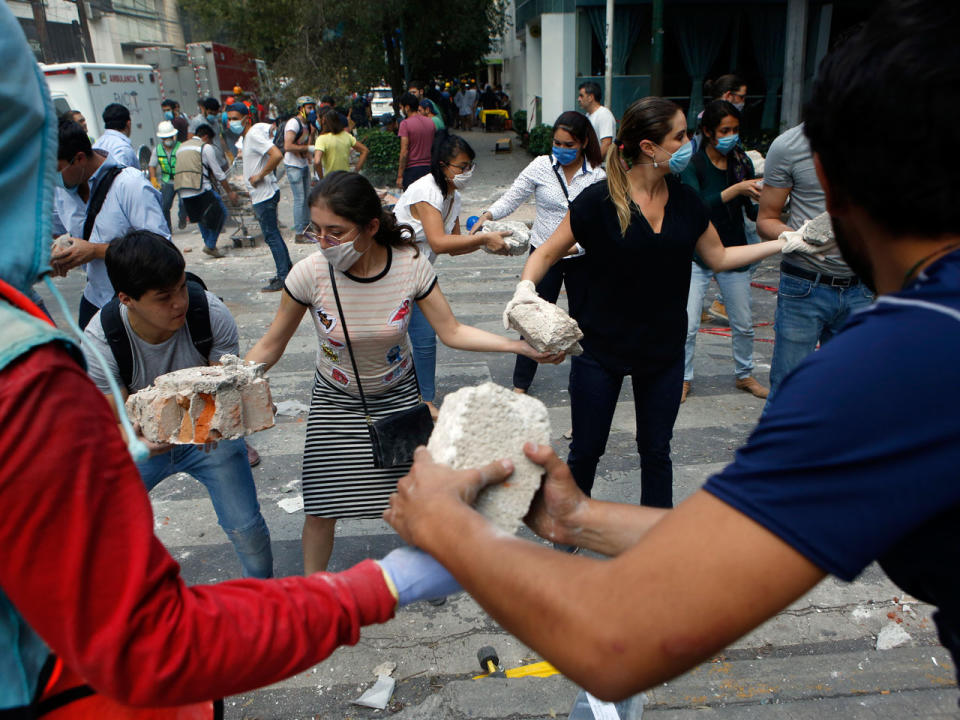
[0,345,396,706]
[398,119,409,138]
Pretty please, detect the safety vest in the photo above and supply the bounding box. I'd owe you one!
[0,280,218,719]
[173,137,205,193]
[156,142,179,184]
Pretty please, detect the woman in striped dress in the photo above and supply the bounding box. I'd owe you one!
[247,171,561,573]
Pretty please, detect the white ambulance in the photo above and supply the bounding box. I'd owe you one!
[41,63,165,171]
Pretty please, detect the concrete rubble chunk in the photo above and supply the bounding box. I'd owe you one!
[428,382,551,534]
[126,354,274,444]
[803,212,835,246]
[507,299,583,356]
[876,622,912,650]
[746,150,765,176]
[481,220,531,256]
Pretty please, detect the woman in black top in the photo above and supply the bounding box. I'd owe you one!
[511,97,815,508]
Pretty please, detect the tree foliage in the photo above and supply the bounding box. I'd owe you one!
[179,0,506,109]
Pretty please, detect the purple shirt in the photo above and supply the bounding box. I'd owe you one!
[398,114,435,168]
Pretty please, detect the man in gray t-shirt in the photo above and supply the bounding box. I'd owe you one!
[82,230,273,579]
[757,124,874,400]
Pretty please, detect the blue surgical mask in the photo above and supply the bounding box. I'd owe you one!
[552,146,578,166]
[206,114,218,123]
[667,141,693,173]
[306,110,317,126]
[732,102,745,113]
[228,120,245,135]
[715,133,739,155]
[164,110,174,121]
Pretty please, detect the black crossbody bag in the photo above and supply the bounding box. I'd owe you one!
[328,263,434,468]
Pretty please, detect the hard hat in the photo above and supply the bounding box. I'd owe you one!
[296,95,316,108]
[156,120,177,138]
[233,85,243,94]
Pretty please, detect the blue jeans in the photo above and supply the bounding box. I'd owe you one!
[684,263,755,381]
[567,349,683,507]
[285,164,311,234]
[160,181,176,232]
[768,268,874,401]
[137,438,273,578]
[408,302,436,402]
[252,191,292,280]
[199,190,228,249]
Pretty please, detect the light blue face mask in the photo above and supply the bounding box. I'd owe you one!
[206,114,218,124]
[667,141,693,173]
[552,145,578,166]
[0,6,148,462]
[716,133,739,155]
[164,110,174,121]
[228,120,245,135]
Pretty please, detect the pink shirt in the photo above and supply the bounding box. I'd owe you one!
[398,114,436,168]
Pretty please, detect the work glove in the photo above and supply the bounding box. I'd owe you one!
[502,279,542,330]
[377,546,462,607]
[780,224,829,257]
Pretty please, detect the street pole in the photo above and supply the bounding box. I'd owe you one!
[781,0,808,131]
[650,0,664,96]
[74,0,96,62]
[604,0,614,111]
[30,0,55,63]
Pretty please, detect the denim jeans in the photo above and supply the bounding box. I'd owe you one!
[198,190,228,249]
[138,438,273,578]
[408,302,436,402]
[285,164,311,234]
[567,349,683,507]
[160,181,176,231]
[684,263,755,381]
[768,269,874,401]
[252,191,292,280]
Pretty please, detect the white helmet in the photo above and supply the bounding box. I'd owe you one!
[156,120,177,139]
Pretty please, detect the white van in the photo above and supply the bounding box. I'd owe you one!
[369,86,395,118]
[42,63,166,170]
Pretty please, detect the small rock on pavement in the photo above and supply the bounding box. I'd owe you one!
[876,622,912,650]
[481,220,531,255]
[372,661,396,677]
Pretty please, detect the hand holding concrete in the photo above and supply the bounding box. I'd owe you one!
[522,442,589,547]
[481,220,531,255]
[780,223,831,258]
[502,280,540,330]
[504,282,584,355]
[377,546,461,607]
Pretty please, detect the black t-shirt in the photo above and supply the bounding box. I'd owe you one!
[567,176,709,364]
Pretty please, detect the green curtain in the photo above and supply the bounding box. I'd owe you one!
[587,6,646,76]
[672,7,730,127]
[749,5,786,130]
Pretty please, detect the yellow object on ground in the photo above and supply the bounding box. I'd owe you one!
[473,660,560,680]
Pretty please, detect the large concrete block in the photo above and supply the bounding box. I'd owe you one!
[481,220,531,256]
[126,354,274,444]
[427,382,551,534]
[803,212,834,245]
[506,299,583,356]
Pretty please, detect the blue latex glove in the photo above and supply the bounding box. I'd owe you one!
[377,546,462,607]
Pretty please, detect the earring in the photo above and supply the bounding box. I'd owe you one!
[653,160,659,168]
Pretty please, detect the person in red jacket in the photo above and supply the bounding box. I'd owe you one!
[0,10,457,716]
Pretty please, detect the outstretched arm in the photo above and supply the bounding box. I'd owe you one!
[245,291,308,370]
[520,213,577,285]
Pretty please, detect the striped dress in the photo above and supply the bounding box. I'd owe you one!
[283,246,437,518]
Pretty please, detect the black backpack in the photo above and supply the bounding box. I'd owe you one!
[99,272,213,391]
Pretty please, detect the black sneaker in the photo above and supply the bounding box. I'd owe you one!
[261,277,284,292]
[178,217,188,230]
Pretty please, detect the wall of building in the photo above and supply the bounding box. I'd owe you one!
[539,12,576,124]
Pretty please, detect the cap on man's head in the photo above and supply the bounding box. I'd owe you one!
[297,95,316,108]
[156,120,177,138]
[226,102,249,115]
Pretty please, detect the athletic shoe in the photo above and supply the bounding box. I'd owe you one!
[735,376,769,399]
[261,277,284,292]
[202,246,224,258]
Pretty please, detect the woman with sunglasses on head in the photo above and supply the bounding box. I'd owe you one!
[508,97,820,513]
[471,111,605,395]
[246,171,560,574]
[393,133,513,418]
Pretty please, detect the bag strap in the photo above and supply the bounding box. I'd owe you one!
[99,297,135,390]
[82,166,124,241]
[550,161,570,203]
[184,280,213,360]
[327,263,372,420]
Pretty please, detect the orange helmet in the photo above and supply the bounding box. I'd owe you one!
[233,85,243,95]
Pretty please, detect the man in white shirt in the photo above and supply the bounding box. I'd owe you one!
[284,96,317,243]
[577,81,616,158]
[225,102,291,292]
[92,103,139,169]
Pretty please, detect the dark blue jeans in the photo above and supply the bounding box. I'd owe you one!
[252,191,292,280]
[567,348,683,507]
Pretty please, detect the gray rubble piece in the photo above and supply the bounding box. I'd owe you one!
[427,382,551,534]
[746,149,765,176]
[481,219,531,256]
[126,354,274,444]
[507,297,584,355]
[802,212,835,246]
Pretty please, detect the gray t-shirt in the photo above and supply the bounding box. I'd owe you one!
[82,291,240,393]
[764,124,853,277]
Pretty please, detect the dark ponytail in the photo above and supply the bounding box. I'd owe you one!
[309,171,418,253]
[704,74,746,100]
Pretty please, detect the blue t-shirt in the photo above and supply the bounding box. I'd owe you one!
[704,249,960,676]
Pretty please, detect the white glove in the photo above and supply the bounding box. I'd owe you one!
[502,279,541,330]
[377,546,461,607]
[780,226,826,256]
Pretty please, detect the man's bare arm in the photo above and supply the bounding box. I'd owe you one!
[757,184,792,240]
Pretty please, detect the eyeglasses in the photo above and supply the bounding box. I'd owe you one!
[728,91,746,101]
[304,223,359,246]
[447,161,475,172]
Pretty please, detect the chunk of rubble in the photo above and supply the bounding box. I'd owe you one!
[876,622,912,650]
[481,220,531,256]
[126,354,274,444]
[507,298,583,356]
[428,382,551,534]
[746,150,765,176]
[803,212,835,246]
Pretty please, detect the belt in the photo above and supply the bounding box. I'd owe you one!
[780,261,860,288]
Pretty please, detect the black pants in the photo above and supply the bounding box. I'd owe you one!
[567,348,683,507]
[512,246,571,391]
[78,295,99,330]
[402,165,431,190]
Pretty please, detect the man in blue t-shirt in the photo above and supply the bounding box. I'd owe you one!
[379,0,960,703]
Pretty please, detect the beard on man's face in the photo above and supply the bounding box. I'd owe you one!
[831,214,876,292]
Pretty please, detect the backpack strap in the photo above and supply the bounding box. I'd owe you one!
[82,166,124,242]
[98,296,135,391]
[184,280,213,360]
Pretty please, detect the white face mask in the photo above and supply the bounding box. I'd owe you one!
[320,230,366,272]
[452,167,473,189]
